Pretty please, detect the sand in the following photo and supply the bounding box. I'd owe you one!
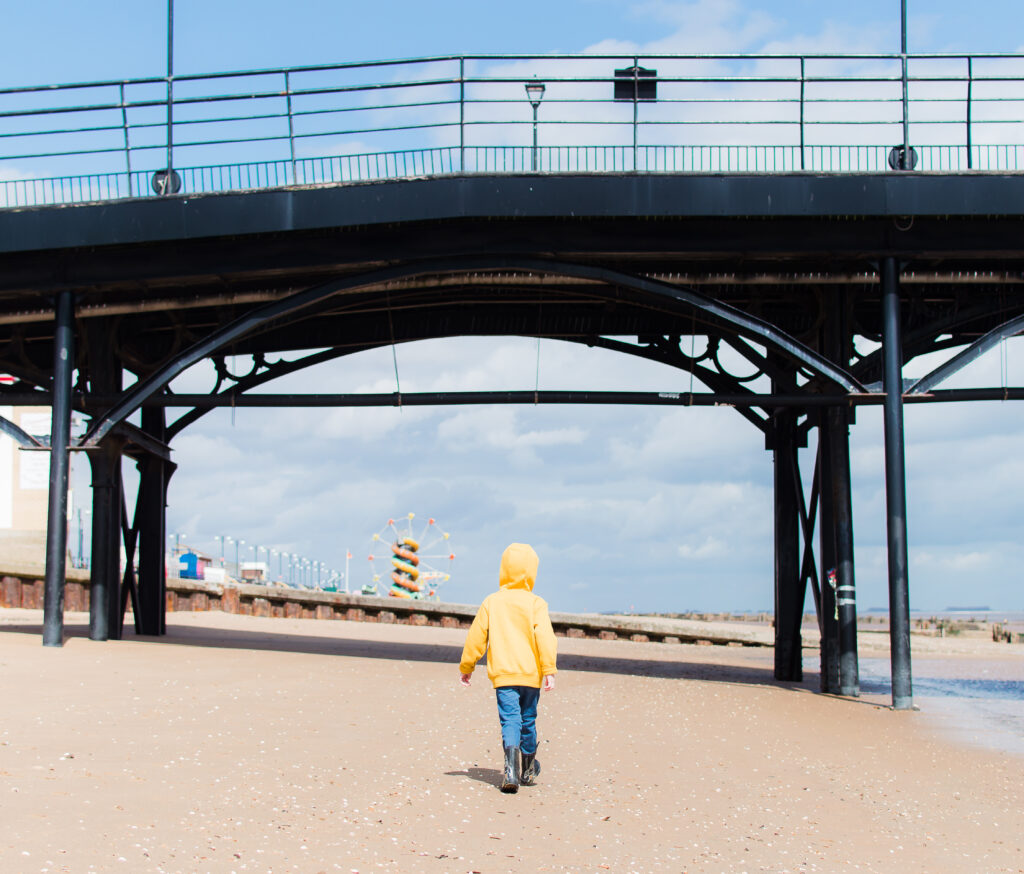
[0,608,1021,874]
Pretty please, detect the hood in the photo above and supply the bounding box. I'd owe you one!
[499,543,538,591]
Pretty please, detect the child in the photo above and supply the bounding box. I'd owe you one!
[459,542,557,793]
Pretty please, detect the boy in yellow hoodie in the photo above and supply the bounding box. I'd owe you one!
[459,543,557,793]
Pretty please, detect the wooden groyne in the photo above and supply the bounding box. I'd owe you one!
[0,565,771,646]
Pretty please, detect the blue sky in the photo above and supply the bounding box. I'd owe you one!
[10,0,1024,614]
[5,0,1024,87]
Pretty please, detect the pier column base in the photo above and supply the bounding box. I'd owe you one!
[771,406,805,682]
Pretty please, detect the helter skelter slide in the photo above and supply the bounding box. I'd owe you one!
[366,513,455,600]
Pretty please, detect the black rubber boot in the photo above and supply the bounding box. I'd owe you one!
[520,751,541,786]
[500,746,520,793]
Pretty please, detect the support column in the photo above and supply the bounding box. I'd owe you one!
[88,437,123,640]
[825,292,859,696]
[85,318,124,642]
[43,291,75,647]
[771,406,804,682]
[817,411,840,693]
[136,407,173,636]
[881,258,913,710]
[829,405,860,696]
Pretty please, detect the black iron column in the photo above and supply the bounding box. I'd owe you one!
[88,437,123,640]
[42,291,75,647]
[881,258,913,710]
[825,293,859,695]
[817,411,840,693]
[136,407,173,635]
[771,405,804,682]
[829,405,859,696]
[85,319,124,641]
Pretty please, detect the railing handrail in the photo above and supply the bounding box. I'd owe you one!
[5,50,1024,97]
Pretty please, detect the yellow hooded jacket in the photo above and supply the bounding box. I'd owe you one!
[458,543,558,688]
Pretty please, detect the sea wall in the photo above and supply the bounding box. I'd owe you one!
[0,566,771,646]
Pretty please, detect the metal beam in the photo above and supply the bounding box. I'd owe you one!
[0,414,46,448]
[908,311,1024,394]
[127,390,855,409]
[7,174,1024,259]
[77,258,865,448]
[881,258,913,711]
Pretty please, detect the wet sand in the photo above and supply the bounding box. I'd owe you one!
[0,608,1021,873]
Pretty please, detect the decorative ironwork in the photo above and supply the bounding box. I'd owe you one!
[78,258,866,448]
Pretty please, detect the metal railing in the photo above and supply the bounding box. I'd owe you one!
[2,52,1024,208]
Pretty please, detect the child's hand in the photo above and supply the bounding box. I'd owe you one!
[542,675,555,692]
[459,673,472,687]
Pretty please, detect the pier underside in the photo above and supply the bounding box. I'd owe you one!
[3,172,1024,705]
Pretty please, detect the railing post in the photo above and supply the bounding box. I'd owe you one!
[119,82,133,197]
[966,56,974,170]
[285,71,297,184]
[459,57,465,173]
[632,56,639,171]
[799,56,806,171]
[164,0,174,195]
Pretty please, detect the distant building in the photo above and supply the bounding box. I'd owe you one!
[0,406,59,567]
[240,561,269,584]
[175,549,216,581]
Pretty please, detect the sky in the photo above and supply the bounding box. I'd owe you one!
[6,0,1024,614]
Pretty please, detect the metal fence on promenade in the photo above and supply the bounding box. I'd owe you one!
[2,52,1024,207]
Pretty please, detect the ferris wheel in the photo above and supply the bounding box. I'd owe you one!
[366,513,455,600]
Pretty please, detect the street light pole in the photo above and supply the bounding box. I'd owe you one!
[164,0,174,194]
[525,81,545,172]
[900,0,910,164]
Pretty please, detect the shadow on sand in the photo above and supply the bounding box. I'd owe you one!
[443,767,504,788]
[2,617,806,691]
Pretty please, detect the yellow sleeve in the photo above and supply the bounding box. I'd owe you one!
[534,599,558,676]
[459,602,490,675]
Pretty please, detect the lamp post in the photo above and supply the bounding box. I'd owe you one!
[525,81,545,171]
[900,0,909,165]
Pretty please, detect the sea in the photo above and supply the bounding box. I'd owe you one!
[850,610,1024,758]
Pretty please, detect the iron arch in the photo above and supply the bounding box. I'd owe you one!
[80,257,866,447]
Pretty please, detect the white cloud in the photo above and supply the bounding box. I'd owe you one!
[437,407,587,453]
[678,534,727,560]
[912,549,992,571]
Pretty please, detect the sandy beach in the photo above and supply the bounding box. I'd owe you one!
[0,608,1021,874]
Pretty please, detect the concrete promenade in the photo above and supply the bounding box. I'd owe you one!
[0,564,774,647]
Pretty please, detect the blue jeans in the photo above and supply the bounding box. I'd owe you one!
[495,685,540,754]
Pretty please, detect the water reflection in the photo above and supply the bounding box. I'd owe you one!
[859,657,1024,757]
